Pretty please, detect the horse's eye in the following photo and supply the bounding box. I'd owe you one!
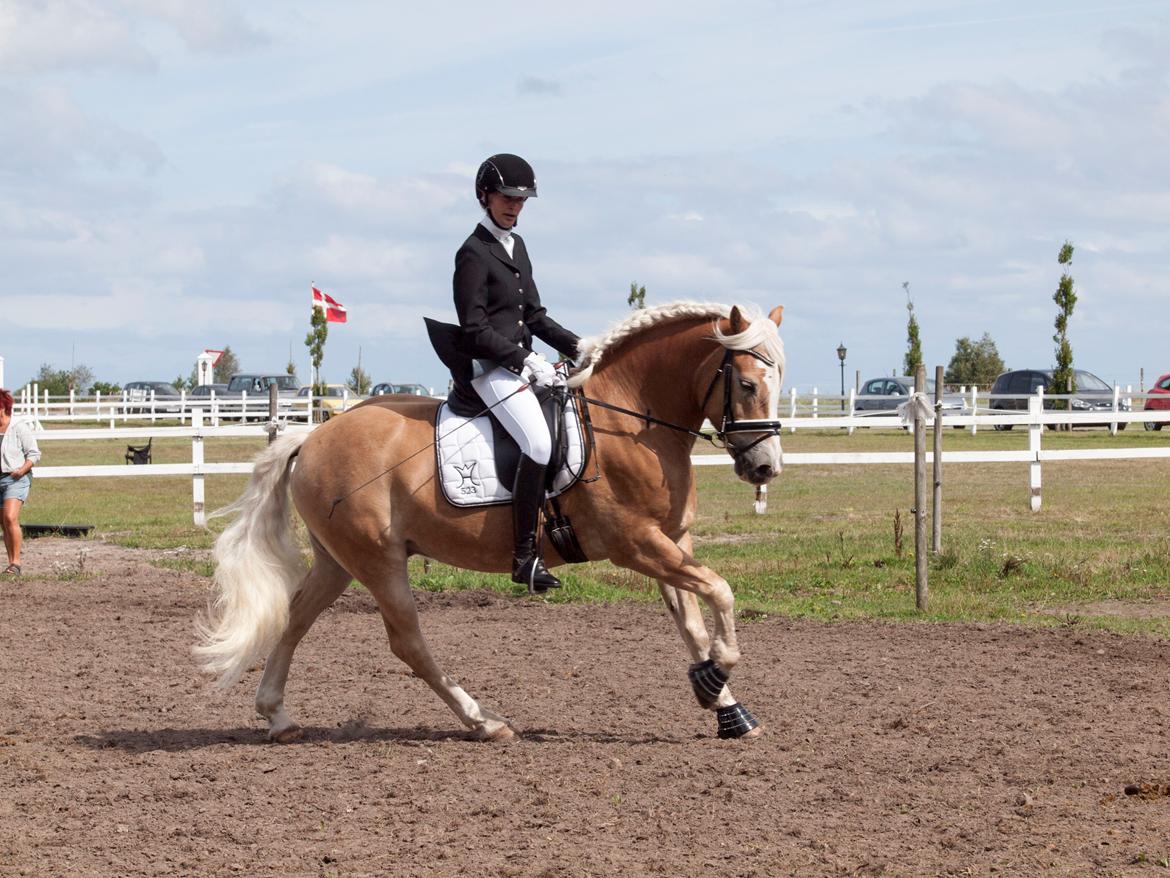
[739,379,756,394]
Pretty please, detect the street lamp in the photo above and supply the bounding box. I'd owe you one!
[836,342,847,411]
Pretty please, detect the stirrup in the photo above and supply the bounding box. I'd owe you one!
[512,555,562,594]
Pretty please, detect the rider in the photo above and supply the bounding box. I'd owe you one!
[452,153,580,593]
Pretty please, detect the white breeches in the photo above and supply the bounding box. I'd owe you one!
[471,364,552,465]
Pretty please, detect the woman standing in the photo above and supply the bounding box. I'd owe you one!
[449,153,580,593]
[0,389,41,577]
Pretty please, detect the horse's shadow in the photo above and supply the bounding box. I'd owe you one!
[74,724,682,753]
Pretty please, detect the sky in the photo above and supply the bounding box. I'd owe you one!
[2,0,1168,395]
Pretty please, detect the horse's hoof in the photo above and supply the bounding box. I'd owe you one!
[478,723,516,743]
[716,702,760,739]
[269,725,303,744]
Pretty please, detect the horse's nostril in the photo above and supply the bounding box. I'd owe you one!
[756,464,774,480]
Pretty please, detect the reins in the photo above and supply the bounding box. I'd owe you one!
[326,339,783,516]
[576,346,784,458]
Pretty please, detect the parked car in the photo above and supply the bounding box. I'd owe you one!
[124,381,182,414]
[371,382,433,397]
[189,383,228,399]
[1144,372,1170,431]
[854,376,967,416]
[988,368,1129,431]
[297,384,362,420]
[225,373,301,397]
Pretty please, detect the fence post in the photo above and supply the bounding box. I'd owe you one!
[789,387,797,433]
[969,386,979,436]
[932,365,943,554]
[812,387,819,420]
[1028,394,1043,512]
[1110,384,1120,436]
[847,388,856,436]
[913,365,928,611]
[69,388,75,417]
[268,384,278,444]
[241,390,249,424]
[179,389,187,425]
[192,408,206,526]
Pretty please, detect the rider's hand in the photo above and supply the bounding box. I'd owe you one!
[522,353,559,388]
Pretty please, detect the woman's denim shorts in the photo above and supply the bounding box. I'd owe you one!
[0,473,30,503]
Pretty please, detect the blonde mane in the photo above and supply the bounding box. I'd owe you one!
[568,300,785,387]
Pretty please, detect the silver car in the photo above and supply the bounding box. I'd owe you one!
[854,376,967,415]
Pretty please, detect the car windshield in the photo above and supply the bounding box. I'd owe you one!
[272,376,299,391]
[1073,371,1111,392]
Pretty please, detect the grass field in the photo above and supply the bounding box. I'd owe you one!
[23,427,1170,635]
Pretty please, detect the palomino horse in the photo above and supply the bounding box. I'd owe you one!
[196,302,784,741]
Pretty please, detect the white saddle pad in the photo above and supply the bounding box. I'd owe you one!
[436,395,588,507]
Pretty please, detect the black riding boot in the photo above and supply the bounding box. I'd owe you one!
[511,455,562,593]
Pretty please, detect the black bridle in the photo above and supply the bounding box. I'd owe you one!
[575,346,784,464]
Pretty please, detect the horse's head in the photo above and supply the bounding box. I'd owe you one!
[703,305,785,486]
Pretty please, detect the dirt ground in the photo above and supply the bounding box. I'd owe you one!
[3,538,1170,878]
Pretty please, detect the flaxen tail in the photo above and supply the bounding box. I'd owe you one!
[194,432,309,688]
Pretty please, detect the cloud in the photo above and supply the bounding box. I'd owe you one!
[0,0,154,74]
[0,84,164,175]
[517,75,564,97]
[0,0,266,75]
[121,0,268,54]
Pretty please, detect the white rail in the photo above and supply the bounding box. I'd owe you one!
[23,401,1170,523]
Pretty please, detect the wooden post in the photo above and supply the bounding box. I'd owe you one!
[847,388,856,436]
[914,364,928,611]
[969,386,978,436]
[192,408,206,526]
[789,387,797,433]
[932,365,943,554]
[268,383,279,444]
[1028,393,1043,512]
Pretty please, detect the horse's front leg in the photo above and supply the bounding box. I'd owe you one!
[615,530,761,739]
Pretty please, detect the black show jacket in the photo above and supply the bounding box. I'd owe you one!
[453,224,579,373]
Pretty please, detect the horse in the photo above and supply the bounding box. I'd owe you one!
[195,301,785,741]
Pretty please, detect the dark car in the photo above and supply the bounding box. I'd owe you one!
[189,383,228,398]
[225,373,301,397]
[371,382,432,397]
[854,376,967,415]
[124,381,182,413]
[988,368,1129,431]
[1144,372,1170,431]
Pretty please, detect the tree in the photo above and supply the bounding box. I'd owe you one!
[1049,240,1077,410]
[305,305,329,392]
[213,347,240,384]
[627,281,646,310]
[944,333,1006,387]
[91,381,121,395]
[347,364,372,395]
[29,363,95,395]
[902,281,922,376]
[172,375,190,392]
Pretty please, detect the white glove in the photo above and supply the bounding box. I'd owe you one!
[522,353,559,388]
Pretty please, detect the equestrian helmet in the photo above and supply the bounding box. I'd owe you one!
[475,153,538,205]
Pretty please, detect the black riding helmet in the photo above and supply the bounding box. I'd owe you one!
[475,153,538,206]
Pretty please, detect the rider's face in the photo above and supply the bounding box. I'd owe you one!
[486,192,527,229]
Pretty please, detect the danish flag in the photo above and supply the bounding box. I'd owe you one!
[311,286,348,323]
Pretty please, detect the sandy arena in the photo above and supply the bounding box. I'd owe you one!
[2,538,1169,877]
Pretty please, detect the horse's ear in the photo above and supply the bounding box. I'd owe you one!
[729,306,747,334]
[768,305,784,327]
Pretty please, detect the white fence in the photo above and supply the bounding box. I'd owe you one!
[15,384,320,426]
[23,394,1170,525]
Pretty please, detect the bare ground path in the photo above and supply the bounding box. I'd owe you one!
[2,539,1169,877]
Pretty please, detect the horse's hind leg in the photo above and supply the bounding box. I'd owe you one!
[360,548,515,742]
[255,535,351,742]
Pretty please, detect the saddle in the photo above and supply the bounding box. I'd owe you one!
[434,386,589,508]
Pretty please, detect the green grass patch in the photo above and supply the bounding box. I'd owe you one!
[21,430,1170,635]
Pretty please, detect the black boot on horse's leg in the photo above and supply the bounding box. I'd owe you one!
[511,455,562,594]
